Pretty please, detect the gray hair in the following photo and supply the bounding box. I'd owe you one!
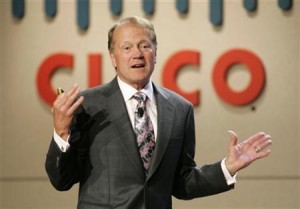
[108,16,157,52]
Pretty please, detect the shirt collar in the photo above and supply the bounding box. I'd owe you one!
[117,76,155,102]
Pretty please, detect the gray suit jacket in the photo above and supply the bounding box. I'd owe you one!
[45,77,232,209]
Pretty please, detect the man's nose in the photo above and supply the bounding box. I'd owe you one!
[133,46,144,58]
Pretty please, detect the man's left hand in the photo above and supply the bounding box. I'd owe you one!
[225,131,272,176]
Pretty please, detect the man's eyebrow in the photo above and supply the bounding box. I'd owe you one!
[120,41,132,46]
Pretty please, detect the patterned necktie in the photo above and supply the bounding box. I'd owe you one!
[133,92,155,174]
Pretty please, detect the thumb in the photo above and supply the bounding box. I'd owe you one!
[227,130,238,147]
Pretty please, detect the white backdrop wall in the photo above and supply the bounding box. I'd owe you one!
[0,1,299,209]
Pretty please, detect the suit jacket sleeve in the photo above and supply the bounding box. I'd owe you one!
[45,106,90,191]
[45,137,80,191]
[45,90,98,191]
[172,104,233,200]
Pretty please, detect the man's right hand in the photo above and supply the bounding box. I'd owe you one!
[52,84,84,141]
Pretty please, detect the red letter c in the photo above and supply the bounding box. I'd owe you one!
[36,53,73,106]
[162,50,200,106]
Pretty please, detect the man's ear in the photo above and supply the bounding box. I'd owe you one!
[109,52,117,70]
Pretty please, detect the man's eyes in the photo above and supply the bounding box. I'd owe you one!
[121,43,152,52]
[122,46,131,51]
[140,44,150,49]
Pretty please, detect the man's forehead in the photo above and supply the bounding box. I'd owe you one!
[113,24,151,41]
[115,22,147,33]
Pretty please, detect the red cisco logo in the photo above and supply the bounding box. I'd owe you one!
[36,48,265,107]
[12,1,291,108]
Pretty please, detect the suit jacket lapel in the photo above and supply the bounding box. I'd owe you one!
[147,85,176,180]
[105,79,176,180]
[106,78,145,179]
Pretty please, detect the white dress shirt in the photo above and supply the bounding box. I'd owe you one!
[117,77,157,140]
[53,76,236,185]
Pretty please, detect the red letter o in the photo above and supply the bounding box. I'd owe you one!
[212,49,265,105]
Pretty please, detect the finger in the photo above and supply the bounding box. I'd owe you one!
[227,130,238,147]
[66,83,79,97]
[253,137,272,153]
[252,134,271,150]
[55,84,80,111]
[54,93,68,108]
[66,96,84,116]
[256,149,272,159]
[65,87,81,108]
[53,85,76,107]
[63,84,80,104]
[52,97,67,115]
[240,132,265,150]
[53,90,66,106]
[53,84,80,113]
[246,132,266,145]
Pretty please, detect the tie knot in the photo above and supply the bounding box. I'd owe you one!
[133,92,146,102]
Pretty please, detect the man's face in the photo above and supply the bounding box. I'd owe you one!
[109,22,157,90]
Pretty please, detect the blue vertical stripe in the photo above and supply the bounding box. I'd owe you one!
[278,0,293,11]
[243,0,257,12]
[111,0,122,15]
[12,0,25,18]
[210,0,223,26]
[143,0,155,15]
[77,0,89,30]
[11,0,295,25]
[45,0,57,17]
[176,0,188,14]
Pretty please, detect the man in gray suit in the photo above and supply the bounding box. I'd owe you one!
[46,16,272,209]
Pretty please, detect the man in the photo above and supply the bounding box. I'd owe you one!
[46,16,272,209]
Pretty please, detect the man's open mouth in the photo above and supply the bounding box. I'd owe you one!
[131,64,146,68]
